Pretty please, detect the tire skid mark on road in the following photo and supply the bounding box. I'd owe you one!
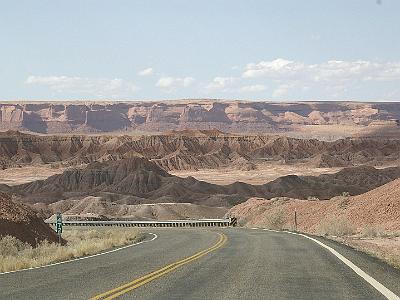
[90,232,228,300]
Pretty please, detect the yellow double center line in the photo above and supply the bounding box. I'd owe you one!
[90,232,228,300]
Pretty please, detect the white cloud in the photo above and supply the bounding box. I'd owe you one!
[156,76,195,89]
[156,77,175,88]
[238,58,400,99]
[183,77,195,87]
[138,67,154,76]
[272,84,290,98]
[206,77,236,90]
[205,78,267,94]
[25,75,138,98]
[242,58,400,83]
[243,58,304,78]
[239,84,266,92]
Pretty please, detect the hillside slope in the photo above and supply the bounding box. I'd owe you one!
[40,198,228,221]
[1,130,400,171]
[0,192,59,246]
[228,178,400,232]
[13,158,400,208]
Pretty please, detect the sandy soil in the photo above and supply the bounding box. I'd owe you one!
[286,125,365,140]
[16,130,159,137]
[335,235,400,269]
[171,162,342,185]
[0,165,67,185]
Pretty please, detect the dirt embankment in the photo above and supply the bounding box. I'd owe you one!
[227,179,400,268]
[227,178,400,232]
[0,192,59,246]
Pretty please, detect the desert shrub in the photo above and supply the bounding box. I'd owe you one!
[360,225,383,238]
[270,197,291,202]
[0,236,31,256]
[0,228,141,273]
[318,216,356,237]
[338,197,350,209]
[237,217,248,227]
[263,208,287,230]
[386,255,400,269]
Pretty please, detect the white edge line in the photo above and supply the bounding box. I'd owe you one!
[0,233,158,276]
[263,229,399,300]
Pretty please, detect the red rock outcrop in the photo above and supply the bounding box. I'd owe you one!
[1,100,399,134]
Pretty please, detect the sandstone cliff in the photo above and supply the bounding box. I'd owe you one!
[1,100,399,135]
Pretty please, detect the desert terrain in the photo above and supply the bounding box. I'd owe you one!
[0,100,399,140]
[171,163,342,185]
[0,164,67,185]
[3,2,400,297]
[1,100,400,269]
[227,178,400,267]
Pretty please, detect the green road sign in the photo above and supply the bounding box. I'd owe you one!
[56,212,63,234]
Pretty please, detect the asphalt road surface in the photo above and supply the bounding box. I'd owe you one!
[1,228,400,300]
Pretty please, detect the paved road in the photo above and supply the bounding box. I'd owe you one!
[1,228,400,300]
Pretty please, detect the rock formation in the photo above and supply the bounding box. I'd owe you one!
[12,158,400,207]
[1,130,400,171]
[1,100,399,135]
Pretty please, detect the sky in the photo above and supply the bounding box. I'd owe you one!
[1,0,400,101]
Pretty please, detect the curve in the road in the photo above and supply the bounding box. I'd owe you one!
[263,229,400,300]
[90,232,228,300]
[2,228,399,300]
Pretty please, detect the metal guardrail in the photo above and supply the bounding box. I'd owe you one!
[45,218,237,228]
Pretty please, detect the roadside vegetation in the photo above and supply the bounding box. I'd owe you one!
[262,207,287,230]
[317,216,356,237]
[0,228,142,273]
[308,216,400,269]
[333,227,400,269]
[240,210,400,270]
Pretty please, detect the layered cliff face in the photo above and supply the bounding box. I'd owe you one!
[1,101,399,135]
[1,130,400,171]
